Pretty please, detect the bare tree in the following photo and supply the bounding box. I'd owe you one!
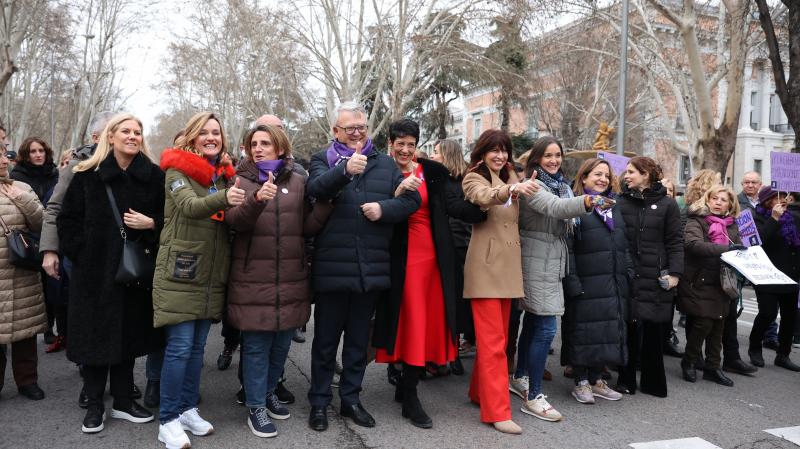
[754,0,798,151]
[0,0,48,96]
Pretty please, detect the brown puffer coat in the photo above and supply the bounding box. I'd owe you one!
[225,159,324,332]
[0,177,47,344]
[677,207,741,320]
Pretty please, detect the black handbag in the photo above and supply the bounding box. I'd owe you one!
[105,184,155,286]
[0,213,42,271]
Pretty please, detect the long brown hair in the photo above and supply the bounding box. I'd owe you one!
[573,158,619,196]
[435,139,468,178]
[468,129,514,183]
[627,156,663,188]
[16,137,54,165]
[524,136,563,179]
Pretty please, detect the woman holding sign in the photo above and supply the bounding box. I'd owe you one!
[616,156,683,397]
[748,187,800,372]
[677,185,742,387]
[224,124,327,438]
[153,112,245,449]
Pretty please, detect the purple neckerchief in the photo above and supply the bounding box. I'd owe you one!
[325,139,375,168]
[256,159,285,183]
[584,188,615,231]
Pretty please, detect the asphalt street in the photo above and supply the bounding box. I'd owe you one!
[2,292,799,449]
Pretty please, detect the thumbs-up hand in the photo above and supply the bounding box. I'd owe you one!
[227,176,246,206]
[346,142,368,176]
[257,172,278,201]
[399,173,422,193]
[514,178,539,197]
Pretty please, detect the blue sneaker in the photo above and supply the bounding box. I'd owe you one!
[266,392,291,420]
[248,407,277,438]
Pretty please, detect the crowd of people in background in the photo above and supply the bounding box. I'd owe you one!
[0,101,799,448]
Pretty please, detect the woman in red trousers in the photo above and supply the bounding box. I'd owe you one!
[461,130,539,434]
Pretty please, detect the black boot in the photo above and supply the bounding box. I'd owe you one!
[681,358,696,383]
[775,355,800,372]
[143,380,160,408]
[400,365,432,429]
[748,347,765,367]
[702,368,734,387]
[664,329,684,358]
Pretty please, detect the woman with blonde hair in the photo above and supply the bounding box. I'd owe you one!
[678,185,742,387]
[153,112,246,449]
[57,113,165,433]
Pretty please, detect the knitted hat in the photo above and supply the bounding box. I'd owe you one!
[757,185,779,205]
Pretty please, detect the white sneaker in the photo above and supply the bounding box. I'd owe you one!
[591,379,622,401]
[508,375,529,400]
[179,408,214,436]
[158,419,191,449]
[521,393,563,422]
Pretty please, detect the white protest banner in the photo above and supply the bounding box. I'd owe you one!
[735,209,762,247]
[721,246,797,286]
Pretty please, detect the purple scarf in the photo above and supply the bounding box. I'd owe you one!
[705,215,734,245]
[325,139,375,168]
[756,206,800,248]
[584,188,615,231]
[255,159,285,183]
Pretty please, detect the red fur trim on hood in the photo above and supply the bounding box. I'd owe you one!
[160,148,234,187]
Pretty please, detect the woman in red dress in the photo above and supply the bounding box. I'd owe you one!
[373,120,485,429]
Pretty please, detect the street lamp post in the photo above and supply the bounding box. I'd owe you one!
[616,0,629,156]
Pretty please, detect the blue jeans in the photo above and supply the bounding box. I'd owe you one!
[159,319,211,424]
[514,313,557,399]
[241,330,294,408]
[146,350,164,382]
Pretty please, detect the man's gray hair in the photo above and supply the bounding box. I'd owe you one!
[89,111,117,136]
[333,101,367,125]
[742,170,762,180]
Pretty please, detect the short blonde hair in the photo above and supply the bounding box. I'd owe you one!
[175,112,227,160]
[690,184,740,218]
[74,113,153,173]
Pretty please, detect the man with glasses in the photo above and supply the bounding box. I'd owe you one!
[305,101,420,432]
[737,171,762,211]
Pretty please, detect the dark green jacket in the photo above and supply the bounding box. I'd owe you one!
[152,149,235,328]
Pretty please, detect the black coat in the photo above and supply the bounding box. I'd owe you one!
[563,208,632,367]
[446,174,480,333]
[306,148,421,293]
[57,152,165,365]
[616,182,684,322]
[754,208,800,295]
[10,161,58,202]
[373,159,486,354]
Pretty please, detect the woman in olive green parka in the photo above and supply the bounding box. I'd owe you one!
[152,112,246,447]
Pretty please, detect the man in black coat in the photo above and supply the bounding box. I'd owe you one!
[306,102,420,431]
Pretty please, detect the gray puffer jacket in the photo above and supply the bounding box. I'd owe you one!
[519,180,587,316]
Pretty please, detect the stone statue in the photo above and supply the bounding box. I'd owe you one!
[592,122,615,151]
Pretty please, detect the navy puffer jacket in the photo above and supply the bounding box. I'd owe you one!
[306,149,420,293]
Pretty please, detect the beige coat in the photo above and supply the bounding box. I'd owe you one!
[0,178,47,344]
[462,169,524,299]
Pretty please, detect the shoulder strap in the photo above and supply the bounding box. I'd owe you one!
[0,213,10,235]
[104,183,127,240]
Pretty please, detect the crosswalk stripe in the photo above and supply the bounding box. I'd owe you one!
[764,426,800,446]
[629,437,722,449]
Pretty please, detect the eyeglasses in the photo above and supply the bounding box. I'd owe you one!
[335,125,368,135]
